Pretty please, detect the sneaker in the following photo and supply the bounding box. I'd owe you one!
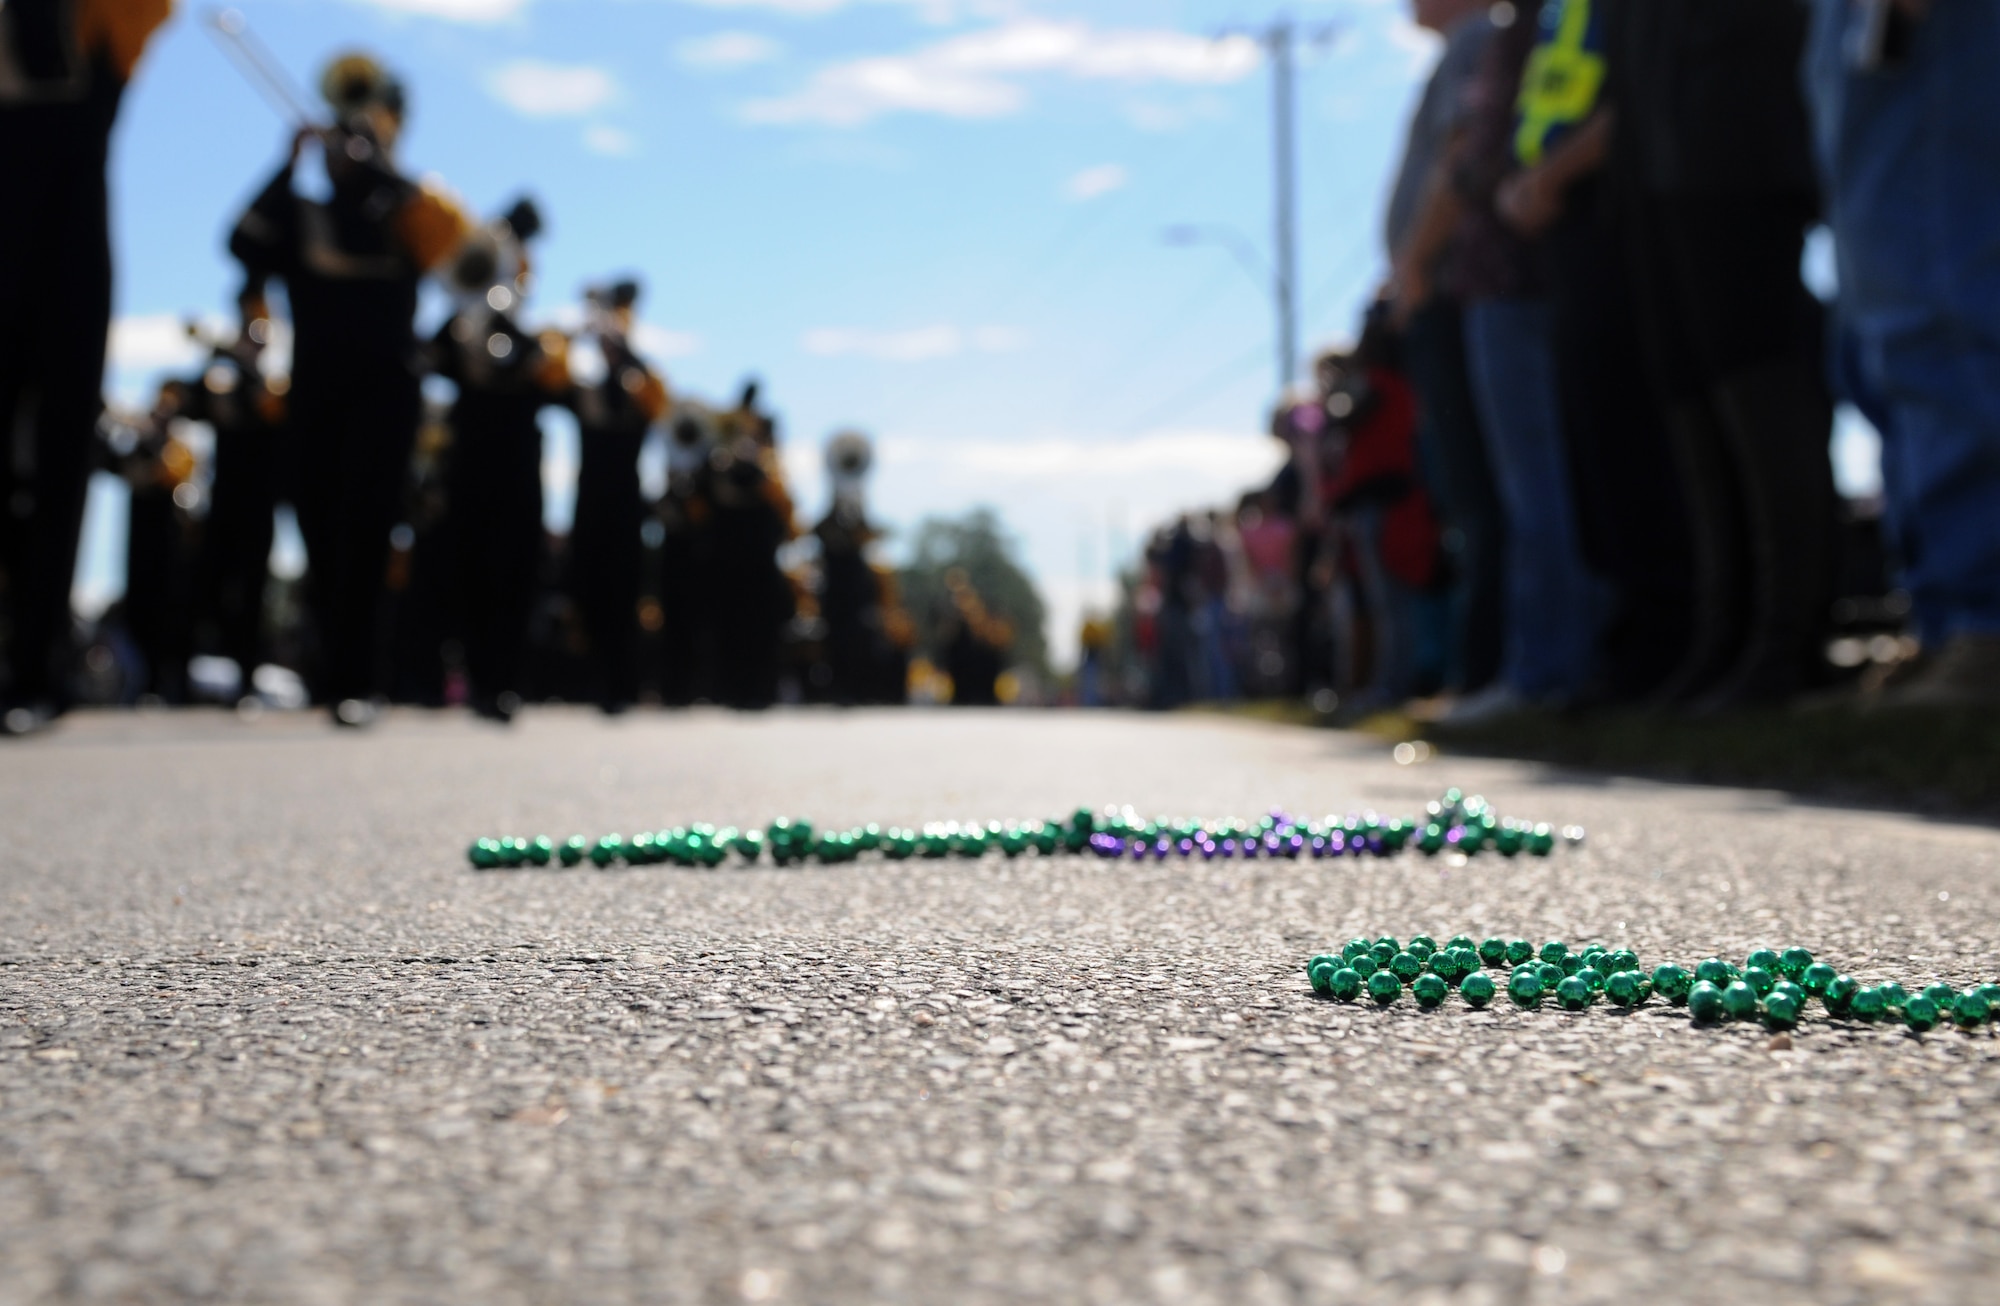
[332,698,380,729]
[1881,633,2000,708]
[0,700,62,738]
[1437,683,1528,727]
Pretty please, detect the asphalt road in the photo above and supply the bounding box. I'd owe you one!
[2,708,1998,1305]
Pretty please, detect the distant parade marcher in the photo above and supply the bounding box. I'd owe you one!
[228,51,471,727]
[181,296,289,689]
[942,575,1008,707]
[814,430,885,705]
[431,198,563,723]
[565,279,668,715]
[707,382,796,710]
[0,0,172,734]
[656,413,715,705]
[98,385,198,701]
[386,403,456,706]
[875,568,915,705]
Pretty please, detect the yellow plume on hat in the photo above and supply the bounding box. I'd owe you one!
[319,51,405,119]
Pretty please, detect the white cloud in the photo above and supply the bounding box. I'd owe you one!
[485,61,620,118]
[352,0,530,20]
[1385,18,1441,75]
[969,325,1028,352]
[804,324,962,361]
[889,429,1281,485]
[801,324,1025,362]
[582,124,639,155]
[1064,162,1127,201]
[108,314,214,376]
[860,427,1288,667]
[677,31,783,69]
[684,0,867,13]
[680,0,975,19]
[106,313,297,406]
[634,323,703,359]
[547,306,703,361]
[745,21,1261,126]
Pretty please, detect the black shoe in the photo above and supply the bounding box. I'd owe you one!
[471,691,520,724]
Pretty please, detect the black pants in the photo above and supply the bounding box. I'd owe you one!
[822,554,881,705]
[290,367,421,704]
[710,533,785,711]
[124,486,190,699]
[657,533,710,706]
[1542,183,1693,699]
[1626,190,1836,699]
[1403,298,1505,694]
[448,420,543,706]
[0,85,120,705]
[570,459,643,709]
[201,426,284,674]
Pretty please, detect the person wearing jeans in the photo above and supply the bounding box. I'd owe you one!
[1420,0,1602,720]
[1460,299,1600,709]
[1805,0,2000,703]
[1386,0,1508,698]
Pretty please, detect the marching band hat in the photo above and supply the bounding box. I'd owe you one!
[320,51,406,121]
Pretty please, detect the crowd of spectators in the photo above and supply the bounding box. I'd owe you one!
[1114,0,1999,716]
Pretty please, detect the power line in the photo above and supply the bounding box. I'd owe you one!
[1123,336,1273,436]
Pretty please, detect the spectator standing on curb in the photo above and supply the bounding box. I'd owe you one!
[1804,0,2000,704]
[1386,0,1506,701]
[1604,0,1837,708]
[1415,0,1604,722]
[1499,0,1695,702]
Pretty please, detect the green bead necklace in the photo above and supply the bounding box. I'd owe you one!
[466,788,1584,873]
[1305,937,2000,1034]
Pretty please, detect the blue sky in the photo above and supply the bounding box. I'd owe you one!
[89,0,1879,665]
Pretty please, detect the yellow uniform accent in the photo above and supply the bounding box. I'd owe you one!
[533,330,572,393]
[158,437,196,489]
[395,181,474,273]
[630,369,670,424]
[1514,0,1604,167]
[78,0,173,80]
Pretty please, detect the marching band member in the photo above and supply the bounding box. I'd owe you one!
[0,0,173,734]
[430,198,564,724]
[227,51,472,726]
[565,279,669,715]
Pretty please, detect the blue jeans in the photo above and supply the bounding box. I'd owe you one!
[1195,597,1238,700]
[1463,298,1600,698]
[1404,300,1505,693]
[1807,0,2000,641]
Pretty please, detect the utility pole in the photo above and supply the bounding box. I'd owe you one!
[1166,17,1334,395]
[1268,18,1298,397]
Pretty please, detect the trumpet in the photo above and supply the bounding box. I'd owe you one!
[442,196,544,314]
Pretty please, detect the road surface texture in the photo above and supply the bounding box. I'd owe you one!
[2,708,1997,1305]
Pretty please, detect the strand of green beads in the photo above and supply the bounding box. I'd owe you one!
[468,791,1583,875]
[1303,937,2000,1034]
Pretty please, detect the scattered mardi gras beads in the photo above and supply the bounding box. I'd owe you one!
[466,788,1585,872]
[1305,937,2000,1034]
